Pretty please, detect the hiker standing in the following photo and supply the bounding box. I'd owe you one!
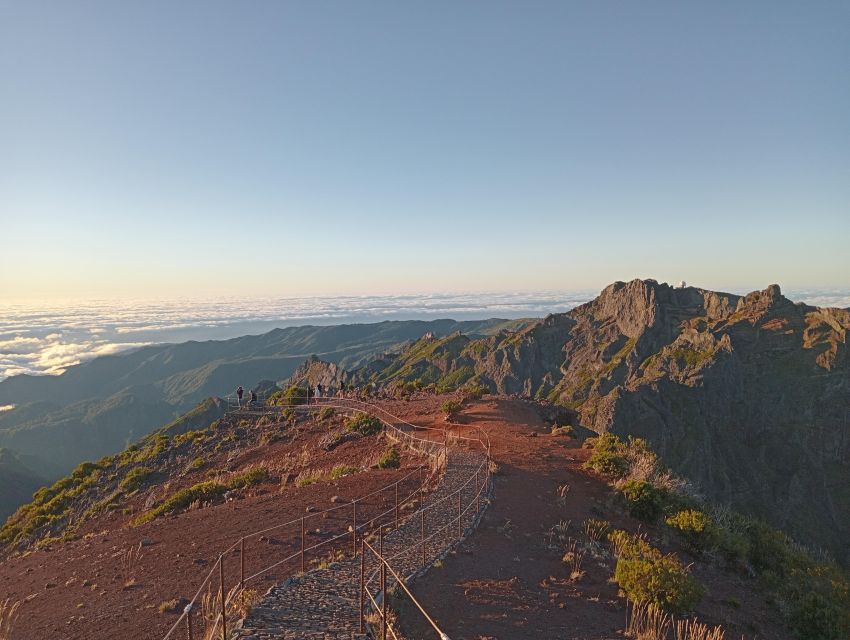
[249,389,257,408]
[236,385,244,408]
[316,383,323,398]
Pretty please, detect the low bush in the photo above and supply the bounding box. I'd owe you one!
[119,467,152,493]
[551,424,574,437]
[133,467,269,525]
[460,382,489,400]
[441,399,464,418]
[227,466,269,489]
[377,446,400,469]
[583,433,629,477]
[268,386,307,407]
[619,479,668,522]
[665,509,716,551]
[330,465,358,479]
[608,529,704,614]
[345,412,383,435]
[318,407,335,422]
[296,472,322,487]
[134,481,228,525]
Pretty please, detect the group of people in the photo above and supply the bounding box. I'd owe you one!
[233,380,393,409]
[234,385,257,408]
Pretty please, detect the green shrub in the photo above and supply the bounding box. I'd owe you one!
[134,481,228,525]
[665,509,716,550]
[786,579,850,640]
[551,424,574,437]
[318,407,335,421]
[345,412,383,435]
[227,466,269,489]
[330,464,358,479]
[440,399,464,417]
[608,529,704,614]
[296,472,322,487]
[435,366,474,393]
[71,461,100,481]
[619,479,667,522]
[268,386,307,406]
[377,446,400,469]
[119,467,152,493]
[460,382,488,400]
[188,457,204,470]
[583,433,629,477]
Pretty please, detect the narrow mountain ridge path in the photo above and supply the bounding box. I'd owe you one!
[234,448,486,639]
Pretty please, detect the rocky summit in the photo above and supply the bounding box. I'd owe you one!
[310,279,850,562]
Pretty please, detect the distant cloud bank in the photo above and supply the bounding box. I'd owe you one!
[1,287,847,381]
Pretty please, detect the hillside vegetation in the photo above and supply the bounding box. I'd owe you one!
[0,318,524,509]
[312,280,850,564]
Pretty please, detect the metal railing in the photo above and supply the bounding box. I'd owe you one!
[160,397,490,640]
[358,450,491,640]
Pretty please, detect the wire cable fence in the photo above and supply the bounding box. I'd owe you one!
[161,396,490,640]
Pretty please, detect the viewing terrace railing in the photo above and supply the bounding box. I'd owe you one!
[161,396,491,640]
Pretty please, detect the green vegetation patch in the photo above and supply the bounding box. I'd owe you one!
[441,399,464,417]
[608,529,704,614]
[330,464,359,479]
[345,412,383,435]
[267,385,308,406]
[119,466,152,493]
[435,366,475,393]
[583,432,630,477]
[133,466,270,525]
[377,445,400,469]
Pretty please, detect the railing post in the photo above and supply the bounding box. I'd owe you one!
[458,490,462,540]
[476,468,480,513]
[219,554,227,640]
[359,540,365,633]
[380,557,387,640]
[352,499,358,557]
[394,482,399,529]
[185,604,193,640]
[239,537,245,594]
[300,517,305,573]
[421,509,425,567]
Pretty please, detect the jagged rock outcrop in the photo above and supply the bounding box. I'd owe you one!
[287,355,349,390]
[352,279,850,562]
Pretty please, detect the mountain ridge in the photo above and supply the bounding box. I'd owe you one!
[303,279,850,562]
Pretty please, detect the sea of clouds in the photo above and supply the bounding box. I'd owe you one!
[1,288,848,382]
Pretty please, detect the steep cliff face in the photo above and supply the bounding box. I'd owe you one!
[352,279,850,561]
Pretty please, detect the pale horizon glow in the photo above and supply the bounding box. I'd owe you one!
[1,2,849,300]
[1,285,848,382]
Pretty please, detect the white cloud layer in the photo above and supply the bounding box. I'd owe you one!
[1,287,847,381]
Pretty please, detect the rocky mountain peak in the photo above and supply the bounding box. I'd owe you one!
[735,283,795,320]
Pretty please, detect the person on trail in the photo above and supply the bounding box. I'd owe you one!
[249,389,257,408]
[236,385,244,408]
[316,383,323,398]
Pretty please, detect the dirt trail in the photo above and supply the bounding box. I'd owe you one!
[401,398,790,640]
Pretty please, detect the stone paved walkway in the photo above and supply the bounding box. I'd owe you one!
[234,447,487,640]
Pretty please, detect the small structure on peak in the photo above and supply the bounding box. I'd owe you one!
[678,280,686,289]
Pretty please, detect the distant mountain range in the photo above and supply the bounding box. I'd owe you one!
[300,280,850,563]
[0,317,527,519]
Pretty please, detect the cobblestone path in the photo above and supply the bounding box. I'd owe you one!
[234,447,487,640]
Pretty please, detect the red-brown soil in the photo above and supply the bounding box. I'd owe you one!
[398,397,790,640]
[1,396,791,640]
[0,409,424,640]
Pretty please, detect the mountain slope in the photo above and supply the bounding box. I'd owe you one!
[0,319,526,493]
[0,448,46,522]
[348,280,850,562]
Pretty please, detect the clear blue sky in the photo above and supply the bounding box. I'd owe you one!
[2,1,848,299]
